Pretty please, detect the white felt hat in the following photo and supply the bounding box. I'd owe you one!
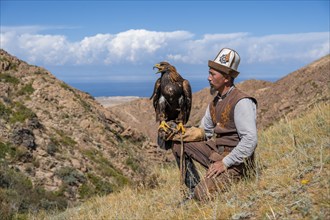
[208,48,240,78]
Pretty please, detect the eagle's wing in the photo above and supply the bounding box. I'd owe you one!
[150,78,161,108]
[150,78,162,121]
[182,79,192,124]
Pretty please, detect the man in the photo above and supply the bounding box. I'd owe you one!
[172,48,257,202]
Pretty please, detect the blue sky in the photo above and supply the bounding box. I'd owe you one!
[1,0,329,97]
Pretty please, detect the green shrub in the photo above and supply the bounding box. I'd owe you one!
[18,83,35,96]
[9,102,36,123]
[1,101,36,123]
[54,130,77,147]
[79,173,114,199]
[79,98,92,112]
[0,73,19,84]
[0,164,68,218]
[55,167,86,186]
[46,141,57,156]
[33,70,45,75]
[126,157,140,172]
[84,149,130,188]
[78,183,95,199]
[0,101,12,121]
[60,82,74,92]
[88,173,113,194]
[0,142,16,160]
[0,166,33,190]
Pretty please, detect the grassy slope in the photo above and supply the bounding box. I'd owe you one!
[33,103,329,220]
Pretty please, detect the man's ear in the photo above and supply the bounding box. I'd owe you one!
[224,74,231,83]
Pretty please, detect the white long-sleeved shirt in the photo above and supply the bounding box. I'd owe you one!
[200,95,257,167]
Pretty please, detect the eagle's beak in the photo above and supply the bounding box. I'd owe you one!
[153,63,161,74]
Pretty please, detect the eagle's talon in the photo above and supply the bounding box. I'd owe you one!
[177,122,186,134]
[158,121,170,132]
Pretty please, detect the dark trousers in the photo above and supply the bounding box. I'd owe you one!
[172,141,246,201]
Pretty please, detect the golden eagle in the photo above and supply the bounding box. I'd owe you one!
[150,61,192,136]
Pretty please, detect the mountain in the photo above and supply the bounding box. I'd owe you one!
[107,55,330,142]
[0,49,165,216]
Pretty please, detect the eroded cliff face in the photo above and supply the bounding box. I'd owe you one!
[0,49,164,209]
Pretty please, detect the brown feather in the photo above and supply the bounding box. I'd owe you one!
[168,65,184,83]
[182,79,192,124]
[151,61,192,124]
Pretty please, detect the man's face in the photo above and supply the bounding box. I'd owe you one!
[208,68,227,95]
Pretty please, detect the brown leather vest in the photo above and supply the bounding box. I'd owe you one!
[209,87,257,147]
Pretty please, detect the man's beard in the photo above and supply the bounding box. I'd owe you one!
[209,85,217,95]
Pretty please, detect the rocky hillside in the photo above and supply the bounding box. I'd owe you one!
[254,55,330,128]
[0,49,166,214]
[107,55,330,142]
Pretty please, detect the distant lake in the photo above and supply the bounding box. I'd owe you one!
[69,80,210,98]
[69,77,277,98]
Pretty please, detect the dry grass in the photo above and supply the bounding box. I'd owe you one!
[31,103,329,220]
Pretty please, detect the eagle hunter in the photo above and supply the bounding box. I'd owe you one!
[150,61,192,135]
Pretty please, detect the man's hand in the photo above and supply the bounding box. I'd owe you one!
[206,161,227,178]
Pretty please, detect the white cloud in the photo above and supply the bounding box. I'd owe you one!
[242,32,330,63]
[18,34,70,64]
[104,29,192,64]
[74,34,114,64]
[0,26,329,67]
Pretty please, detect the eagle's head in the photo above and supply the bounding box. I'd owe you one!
[153,61,176,74]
